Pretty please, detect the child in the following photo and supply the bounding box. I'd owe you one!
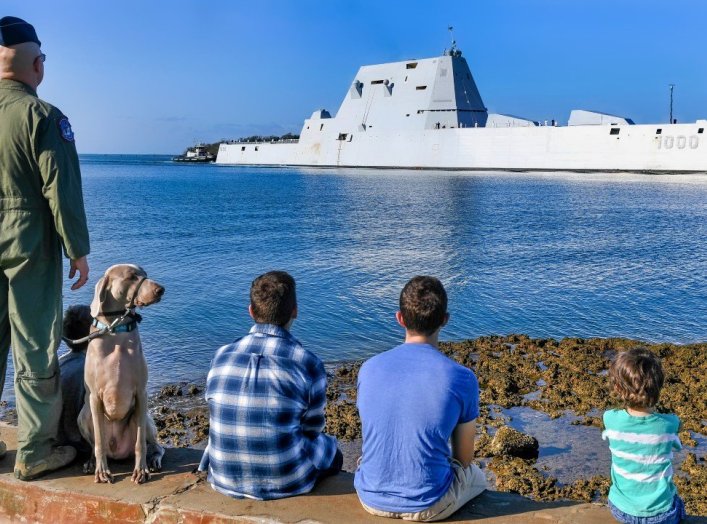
[602,348,686,524]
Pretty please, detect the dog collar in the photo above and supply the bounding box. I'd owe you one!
[92,317,138,333]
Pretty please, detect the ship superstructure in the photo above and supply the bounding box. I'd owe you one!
[216,49,706,172]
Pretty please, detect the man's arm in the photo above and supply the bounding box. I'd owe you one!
[36,110,90,261]
[451,419,476,467]
[301,360,328,438]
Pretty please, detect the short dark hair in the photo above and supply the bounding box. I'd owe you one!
[399,276,448,336]
[608,348,664,409]
[250,271,297,326]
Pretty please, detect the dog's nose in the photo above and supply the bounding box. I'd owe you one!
[154,286,165,297]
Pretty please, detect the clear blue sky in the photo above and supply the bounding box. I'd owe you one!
[5,0,707,154]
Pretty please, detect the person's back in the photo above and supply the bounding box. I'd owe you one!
[602,348,686,524]
[200,271,341,500]
[355,276,485,522]
[356,342,478,510]
[0,25,86,262]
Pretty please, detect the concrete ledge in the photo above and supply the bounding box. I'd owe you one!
[0,425,616,523]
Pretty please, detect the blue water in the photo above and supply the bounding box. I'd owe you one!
[7,155,707,393]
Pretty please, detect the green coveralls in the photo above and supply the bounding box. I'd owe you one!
[0,78,89,465]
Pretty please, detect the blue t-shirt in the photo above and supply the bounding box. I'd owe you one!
[354,343,479,513]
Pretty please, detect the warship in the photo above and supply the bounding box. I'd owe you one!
[216,44,706,173]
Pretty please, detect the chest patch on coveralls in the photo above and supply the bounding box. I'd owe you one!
[57,116,75,142]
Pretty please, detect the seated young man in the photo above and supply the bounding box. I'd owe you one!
[199,271,342,500]
[355,276,486,521]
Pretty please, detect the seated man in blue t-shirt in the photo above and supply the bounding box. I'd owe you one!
[355,276,486,521]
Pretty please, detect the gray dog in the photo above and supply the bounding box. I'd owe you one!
[77,264,165,484]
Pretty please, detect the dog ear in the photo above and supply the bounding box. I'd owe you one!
[90,277,109,318]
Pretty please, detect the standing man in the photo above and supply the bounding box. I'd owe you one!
[355,276,486,521]
[0,16,90,480]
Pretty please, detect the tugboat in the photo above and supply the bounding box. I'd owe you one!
[173,144,215,163]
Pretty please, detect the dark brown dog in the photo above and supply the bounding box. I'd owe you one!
[58,305,92,452]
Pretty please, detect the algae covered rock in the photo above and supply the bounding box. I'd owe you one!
[490,426,539,460]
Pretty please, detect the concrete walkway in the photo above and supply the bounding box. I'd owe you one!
[0,424,638,523]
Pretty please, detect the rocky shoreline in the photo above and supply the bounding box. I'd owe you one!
[139,336,705,516]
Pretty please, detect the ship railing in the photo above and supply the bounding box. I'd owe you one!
[223,139,300,145]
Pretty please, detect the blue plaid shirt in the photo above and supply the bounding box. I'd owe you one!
[199,323,337,500]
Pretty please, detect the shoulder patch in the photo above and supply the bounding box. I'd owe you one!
[57,116,75,142]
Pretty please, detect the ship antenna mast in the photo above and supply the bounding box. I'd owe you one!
[669,84,675,124]
[448,26,457,54]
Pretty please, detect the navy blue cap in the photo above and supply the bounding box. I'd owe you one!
[0,16,41,47]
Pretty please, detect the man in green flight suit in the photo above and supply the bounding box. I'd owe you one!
[0,16,90,480]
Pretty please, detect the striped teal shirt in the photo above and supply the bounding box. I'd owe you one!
[602,409,681,517]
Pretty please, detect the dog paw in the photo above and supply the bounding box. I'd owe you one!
[147,444,164,472]
[148,456,162,472]
[94,467,113,484]
[131,467,150,484]
[83,458,95,475]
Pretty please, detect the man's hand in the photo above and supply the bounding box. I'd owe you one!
[69,256,89,290]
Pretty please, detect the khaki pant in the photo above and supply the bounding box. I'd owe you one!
[0,256,63,464]
[360,461,487,522]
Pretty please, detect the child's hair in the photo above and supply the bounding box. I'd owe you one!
[608,347,664,409]
[250,271,297,326]
[62,304,93,352]
[399,276,448,336]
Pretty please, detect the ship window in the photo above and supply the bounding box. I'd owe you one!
[255,146,259,151]
[416,86,427,90]
[320,124,324,131]
[656,129,662,135]
[610,128,620,135]
[405,76,408,82]
[406,62,418,69]
[699,128,704,134]
[241,146,245,151]
[406,114,410,117]
[371,80,385,85]
[337,133,348,140]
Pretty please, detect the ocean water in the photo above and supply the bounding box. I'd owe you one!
[6,155,707,393]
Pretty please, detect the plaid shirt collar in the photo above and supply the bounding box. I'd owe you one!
[248,323,296,341]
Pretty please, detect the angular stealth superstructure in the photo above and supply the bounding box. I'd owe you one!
[216,49,706,172]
